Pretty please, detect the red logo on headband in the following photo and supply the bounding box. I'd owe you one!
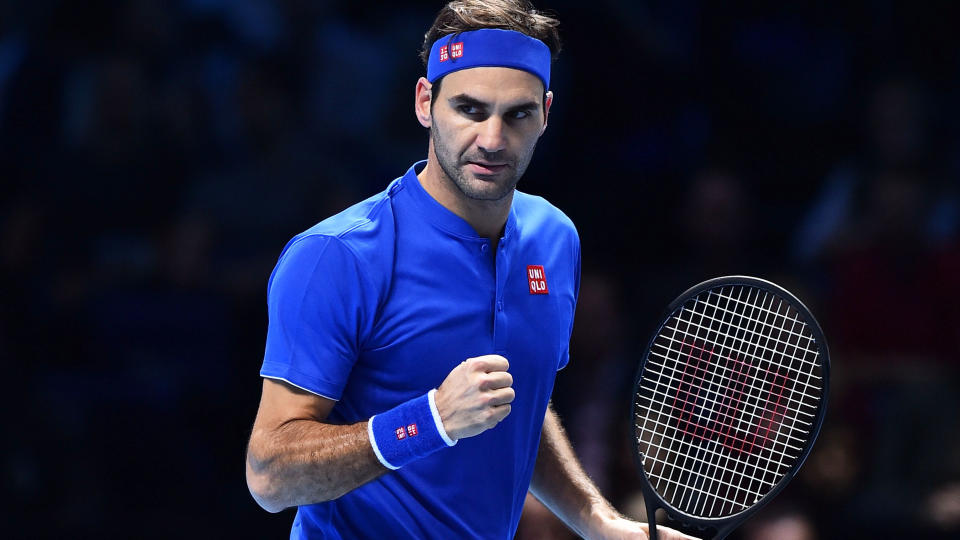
[439,42,464,62]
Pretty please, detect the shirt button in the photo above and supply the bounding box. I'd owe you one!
[480,244,489,253]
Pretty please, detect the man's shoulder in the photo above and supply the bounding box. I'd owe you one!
[305,187,393,238]
[513,190,578,237]
[279,186,397,273]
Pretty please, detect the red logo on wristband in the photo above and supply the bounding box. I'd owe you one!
[395,427,406,440]
[406,424,419,437]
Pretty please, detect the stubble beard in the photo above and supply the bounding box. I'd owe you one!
[430,126,535,202]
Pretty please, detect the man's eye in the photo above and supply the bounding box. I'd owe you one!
[458,105,480,115]
[510,110,532,120]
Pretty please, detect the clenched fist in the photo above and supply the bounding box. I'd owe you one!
[434,355,515,441]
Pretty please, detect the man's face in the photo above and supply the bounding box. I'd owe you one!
[429,67,550,202]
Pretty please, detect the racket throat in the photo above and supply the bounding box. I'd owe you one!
[644,496,660,540]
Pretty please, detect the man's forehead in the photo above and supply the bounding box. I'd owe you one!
[438,67,544,103]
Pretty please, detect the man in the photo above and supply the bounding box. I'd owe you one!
[246,1,695,538]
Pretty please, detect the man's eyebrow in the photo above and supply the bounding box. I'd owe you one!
[505,101,540,112]
[448,94,488,109]
[447,93,540,112]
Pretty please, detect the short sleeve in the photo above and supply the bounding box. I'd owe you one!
[260,234,378,400]
[557,232,581,371]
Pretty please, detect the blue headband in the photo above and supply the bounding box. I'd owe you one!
[427,28,551,90]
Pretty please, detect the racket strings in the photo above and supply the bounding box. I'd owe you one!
[635,371,809,453]
[672,304,822,374]
[649,340,818,421]
[635,285,825,519]
[657,288,817,514]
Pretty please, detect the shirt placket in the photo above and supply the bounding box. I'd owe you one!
[492,238,509,354]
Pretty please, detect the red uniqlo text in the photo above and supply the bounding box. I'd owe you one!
[527,265,549,294]
[438,42,463,62]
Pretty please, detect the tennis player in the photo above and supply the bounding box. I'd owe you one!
[246,1,696,538]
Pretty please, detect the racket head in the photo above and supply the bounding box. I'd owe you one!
[630,276,829,537]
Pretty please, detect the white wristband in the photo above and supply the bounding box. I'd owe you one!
[427,389,458,447]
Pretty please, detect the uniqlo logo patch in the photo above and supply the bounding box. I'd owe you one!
[395,427,406,440]
[438,42,463,62]
[527,265,549,294]
[406,423,419,437]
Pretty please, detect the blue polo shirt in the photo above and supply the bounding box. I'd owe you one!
[260,161,580,539]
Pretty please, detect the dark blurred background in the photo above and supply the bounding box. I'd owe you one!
[2,0,959,538]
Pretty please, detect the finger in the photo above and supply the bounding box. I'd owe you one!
[659,526,700,540]
[470,354,509,373]
[490,403,512,423]
[487,387,515,406]
[481,371,513,391]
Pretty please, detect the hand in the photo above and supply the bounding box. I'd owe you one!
[434,355,515,440]
[591,515,701,540]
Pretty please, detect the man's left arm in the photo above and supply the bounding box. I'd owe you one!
[530,404,698,540]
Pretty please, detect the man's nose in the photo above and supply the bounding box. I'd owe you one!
[476,117,507,154]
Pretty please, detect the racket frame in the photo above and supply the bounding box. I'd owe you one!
[629,275,830,540]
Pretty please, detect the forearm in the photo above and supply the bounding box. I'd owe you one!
[246,356,510,514]
[245,419,386,512]
[530,405,620,538]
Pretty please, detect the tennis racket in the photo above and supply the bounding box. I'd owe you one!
[630,276,829,540]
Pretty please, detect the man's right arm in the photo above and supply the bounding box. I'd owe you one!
[245,355,514,512]
[245,378,386,512]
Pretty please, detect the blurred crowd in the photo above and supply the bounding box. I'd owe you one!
[1,1,958,538]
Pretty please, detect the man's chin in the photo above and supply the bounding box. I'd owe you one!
[448,167,518,201]
[462,185,515,202]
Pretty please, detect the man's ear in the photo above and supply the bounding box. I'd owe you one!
[415,77,433,128]
[540,90,553,136]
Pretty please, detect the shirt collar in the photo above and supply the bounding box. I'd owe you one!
[396,160,517,241]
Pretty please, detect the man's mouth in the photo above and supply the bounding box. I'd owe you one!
[466,161,509,175]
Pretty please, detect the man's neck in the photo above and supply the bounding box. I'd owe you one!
[417,156,512,242]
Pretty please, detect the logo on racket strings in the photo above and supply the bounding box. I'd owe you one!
[673,340,791,456]
[527,265,549,294]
